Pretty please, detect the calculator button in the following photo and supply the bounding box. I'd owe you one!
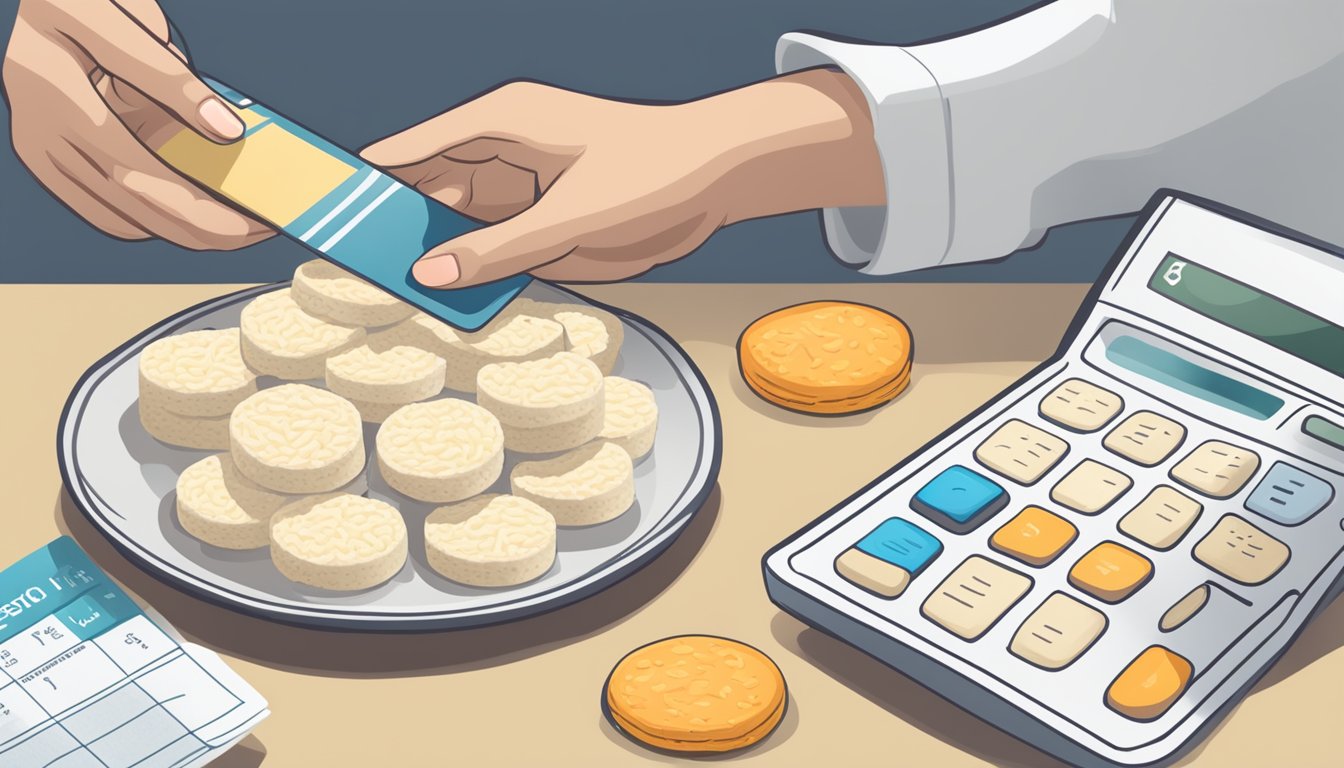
[990,506,1077,566]
[911,465,1008,528]
[974,419,1069,485]
[1171,440,1261,498]
[1068,542,1154,603]
[1050,460,1133,514]
[1103,411,1186,467]
[1118,486,1204,550]
[1244,461,1334,526]
[921,556,1032,640]
[1038,378,1123,432]
[1105,646,1192,721]
[1193,514,1289,585]
[834,517,943,597]
[1159,584,1210,632]
[835,549,912,598]
[1009,592,1107,670]
[854,518,943,574]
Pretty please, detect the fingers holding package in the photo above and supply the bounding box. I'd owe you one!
[362,81,730,289]
[4,0,273,249]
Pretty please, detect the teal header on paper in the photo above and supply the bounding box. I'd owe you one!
[0,538,143,646]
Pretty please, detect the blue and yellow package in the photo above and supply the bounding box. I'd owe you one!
[155,78,530,331]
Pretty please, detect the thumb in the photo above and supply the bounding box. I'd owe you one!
[412,200,579,288]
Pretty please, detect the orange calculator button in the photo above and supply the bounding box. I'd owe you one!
[990,506,1077,566]
[1105,646,1193,721]
[1068,542,1153,603]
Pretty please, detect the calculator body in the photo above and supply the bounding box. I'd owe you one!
[763,192,1344,767]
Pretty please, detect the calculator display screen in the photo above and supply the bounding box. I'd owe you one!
[1150,254,1344,378]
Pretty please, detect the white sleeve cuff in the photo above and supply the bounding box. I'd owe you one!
[775,32,951,275]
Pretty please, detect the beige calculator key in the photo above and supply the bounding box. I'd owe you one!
[1010,592,1107,669]
[1193,514,1289,585]
[835,548,911,598]
[922,556,1032,640]
[1103,411,1186,467]
[1171,441,1261,499]
[1050,460,1133,514]
[1118,486,1203,550]
[974,419,1069,485]
[1039,378,1123,432]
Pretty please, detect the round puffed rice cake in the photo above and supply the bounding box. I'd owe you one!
[325,344,445,405]
[229,384,365,493]
[424,494,556,587]
[376,399,503,502]
[404,311,565,392]
[476,351,604,428]
[139,328,257,417]
[597,376,658,459]
[176,453,293,549]
[511,442,634,526]
[240,288,365,380]
[291,259,417,327]
[270,493,407,591]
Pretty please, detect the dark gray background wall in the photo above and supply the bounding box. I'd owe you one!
[0,0,1135,284]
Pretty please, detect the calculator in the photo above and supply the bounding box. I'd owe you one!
[763,191,1344,767]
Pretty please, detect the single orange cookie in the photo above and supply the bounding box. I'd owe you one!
[738,301,913,414]
[603,635,787,754]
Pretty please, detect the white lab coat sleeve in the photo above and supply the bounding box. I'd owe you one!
[776,0,1344,275]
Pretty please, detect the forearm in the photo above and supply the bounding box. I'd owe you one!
[683,68,885,226]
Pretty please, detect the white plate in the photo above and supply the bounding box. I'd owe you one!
[58,282,720,630]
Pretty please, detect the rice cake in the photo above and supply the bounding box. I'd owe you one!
[554,307,623,374]
[604,635,788,754]
[139,399,230,450]
[270,493,407,591]
[404,311,565,392]
[376,399,503,502]
[511,442,634,526]
[240,288,365,380]
[291,259,416,327]
[325,345,445,405]
[500,403,605,454]
[175,453,295,549]
[424,494,556,587]
[598,376,658,459]
[512,298,625,374]
[229,384,365,493]
[176,453,367,550]
[477,351,604,428]
[738,301,912,414]
[138,328,257,416]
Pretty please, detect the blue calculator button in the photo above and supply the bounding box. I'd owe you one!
[912,465,1008,526]
[1245,461,1334,526]
[855,518,943,575]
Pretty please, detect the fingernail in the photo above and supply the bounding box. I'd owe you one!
[198,98,244,140]
[413,253,460,286]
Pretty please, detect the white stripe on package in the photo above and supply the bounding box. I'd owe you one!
[317,183,400,252]
[298,169,383,242]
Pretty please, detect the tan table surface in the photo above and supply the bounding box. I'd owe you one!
[1,283,1340,767]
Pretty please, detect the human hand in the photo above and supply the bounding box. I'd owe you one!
[4,0,273,249]
[361,68,883,288]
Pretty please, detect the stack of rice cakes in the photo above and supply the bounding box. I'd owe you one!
[146,260,658,593]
